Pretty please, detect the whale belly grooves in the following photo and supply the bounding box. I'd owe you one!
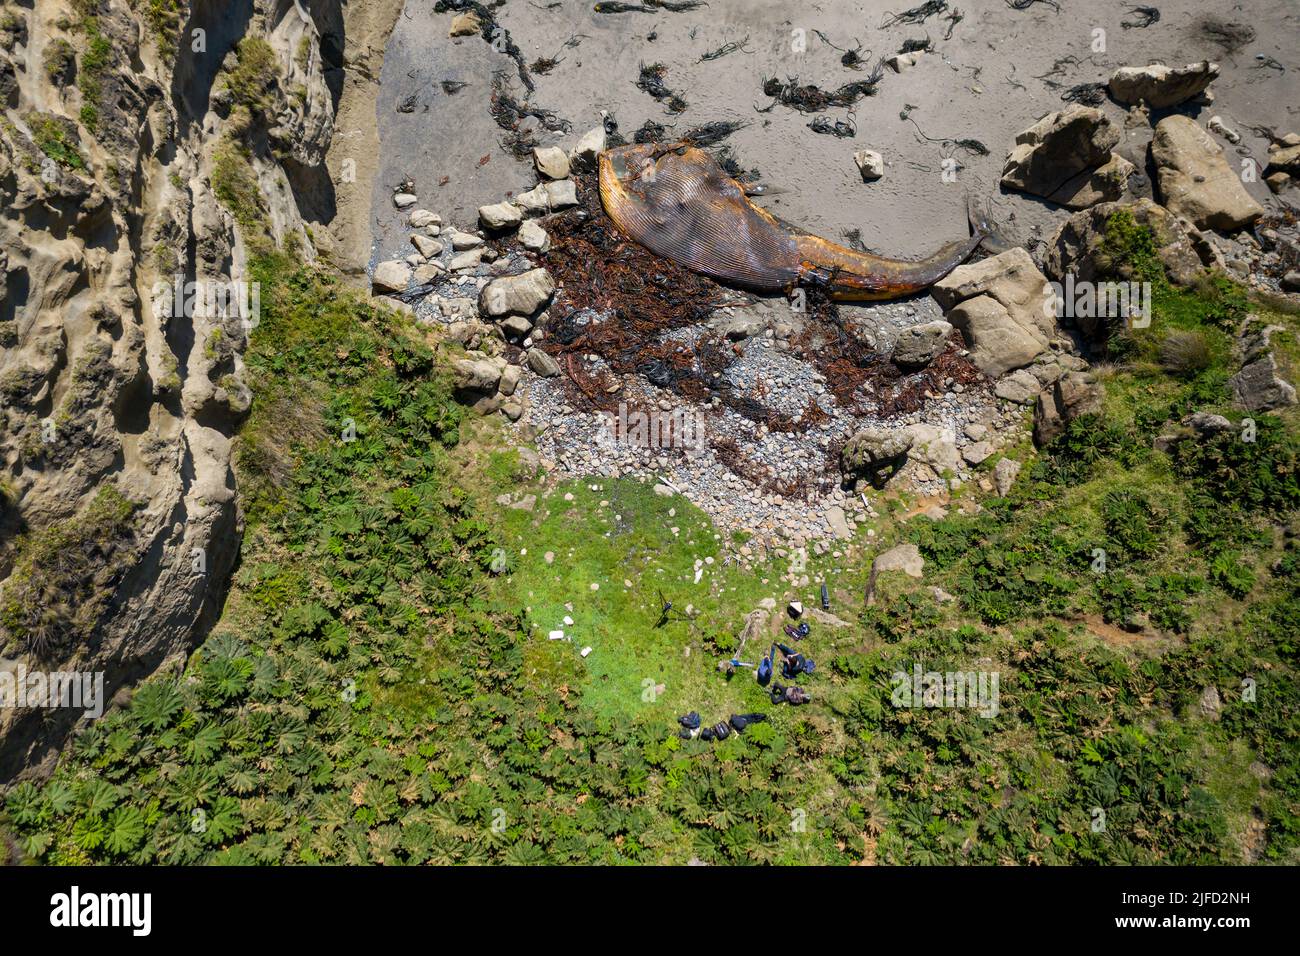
[598,142,984,301]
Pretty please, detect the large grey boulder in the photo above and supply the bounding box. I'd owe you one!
[1044,198,1213,295]
[1230,354,1297,412]
[872,543,925,579]
[892,320,952,369]
[1001,106,1131,209]
[1151,116,1264,232]
[480,268,555,318]
[1033,371,1104,446]
[842,427,913,487]
[932,248,1056,378]
[1109,61,1219,109]
[371,260,411,294]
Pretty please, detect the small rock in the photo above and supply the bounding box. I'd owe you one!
[993,457,1021,496]
[533,145,571,180]
[854,149,884,182]
[479,201,524,230]
[411,234,443,259]
[1109,60,1219,109]
[544,179,578,210]
[393,192,418,209]
[519,219,550,252]
[892,320,951,369]
[526,348,562,377]
[569,126,607,170]
[872,543,924,578]
[481,268,555,317]
[408,210,441,229]
[449,248,484,271]
[371,260,410,294]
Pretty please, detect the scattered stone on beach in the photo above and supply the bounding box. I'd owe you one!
[1000,105,1130,209]
[932,248,1055,378]
[1207,116,1241,145]
[410,234,443,258]
[1151,115,1264,232]
[519,219,550,252]
[408,209,441,229]
[449,248,484,271]
[842,427,914,487]
[479,201,524,230]
[372,260,410,294]
[526,348,562,377]
[533,145,571,180]
[1108,61,1219,109]
[891,320,951,369]
[393,192,417,209]
[569,126,607,170]
[854,148,884,181]
[481,268,555,317]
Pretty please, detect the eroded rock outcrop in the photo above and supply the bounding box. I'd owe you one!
[931,248,1059,378]
[1151,115,1264,232]
[1001,106,1132,209]
[0,0,368,782]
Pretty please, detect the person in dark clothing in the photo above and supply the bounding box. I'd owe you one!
[757,645,774,686]
[770,683,810,706]
[729,712,768,732]
[776,643,815,679]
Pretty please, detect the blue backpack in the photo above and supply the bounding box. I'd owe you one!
[757,654,773,687]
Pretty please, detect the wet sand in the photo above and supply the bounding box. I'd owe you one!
[369,0,1299,267]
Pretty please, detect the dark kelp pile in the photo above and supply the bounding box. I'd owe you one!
[762,73,884,113]
[518,175,982,495]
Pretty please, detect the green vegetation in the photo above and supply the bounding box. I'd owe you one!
[3,217,1297,864]
[211,116,270,250]
[42,38,75,83]
[0,484,138,663]
[133,0,184,62]
[24,111,86,171]
[74,14,114,133]
[223,37,280,113]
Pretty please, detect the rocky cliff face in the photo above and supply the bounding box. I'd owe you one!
[0,0,383,781]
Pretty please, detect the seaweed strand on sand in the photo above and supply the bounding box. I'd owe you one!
[698,35,753,63]
[434,0,535,92]
[490,74,572,159]
[762,67,885,113]
[637,62,688,113]
[880,0,948,28]
[906,116,989,155]
[1121,5,1160,28]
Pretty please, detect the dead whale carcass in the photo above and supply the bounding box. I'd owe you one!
[598,141,986,301]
